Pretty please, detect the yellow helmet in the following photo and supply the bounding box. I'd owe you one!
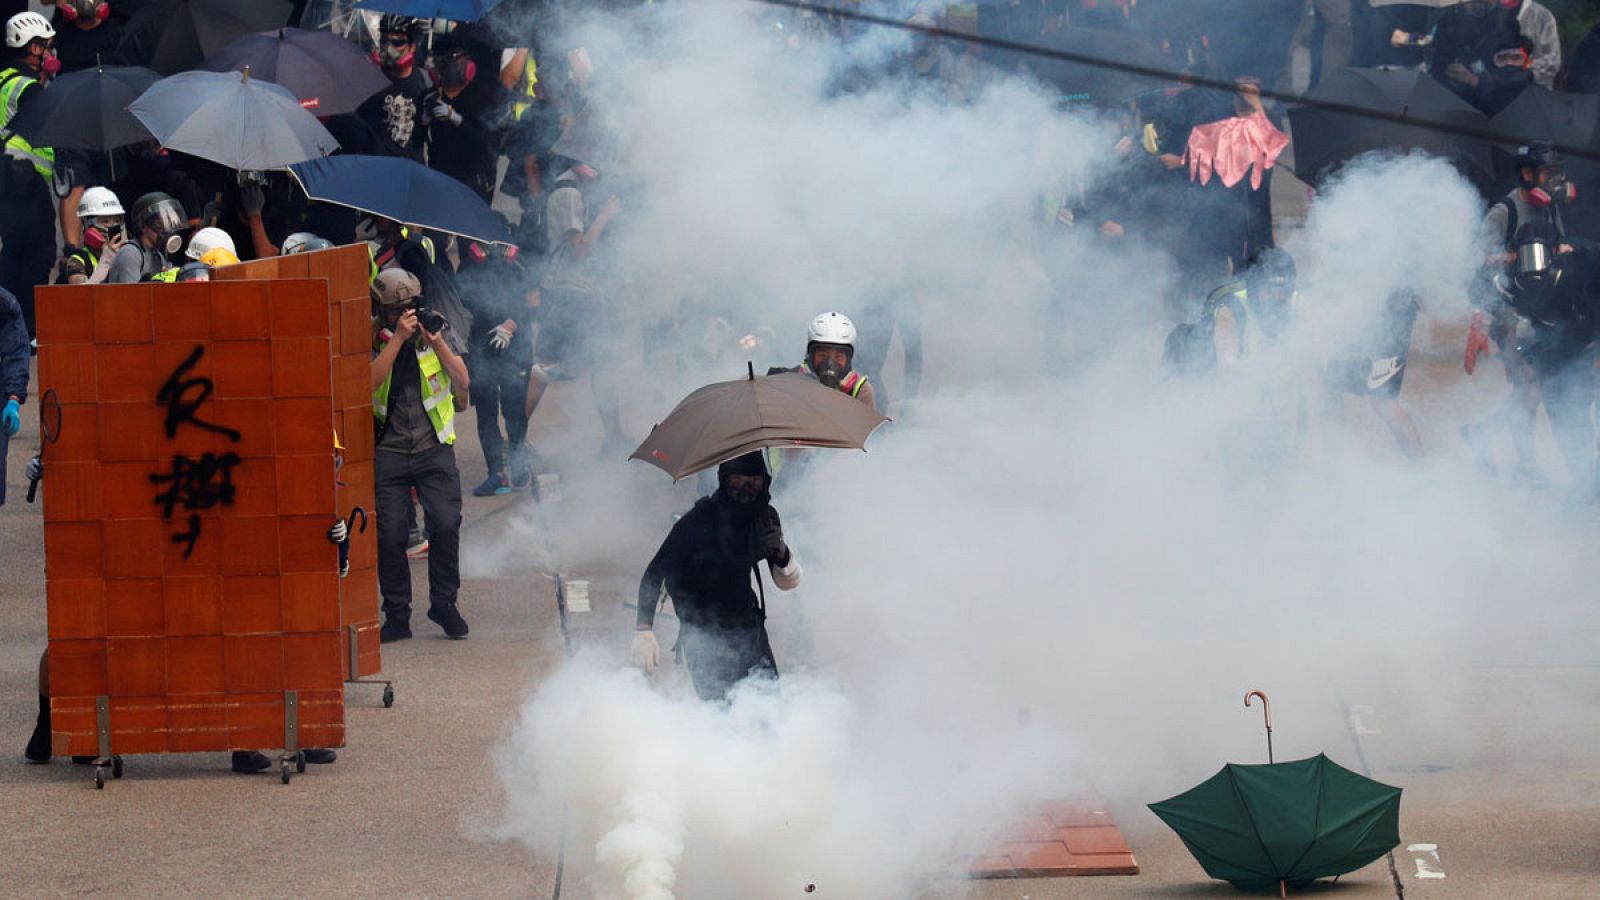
[199,247,239,268]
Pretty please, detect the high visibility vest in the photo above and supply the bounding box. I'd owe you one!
[0,68,53,182]
[148,268,180,283]
[799,362,870,399]
[369,233,437,284]
[509,55,539,122]
[62,246,97,280]
[372,337,457,446]
[1206,282,1298,361]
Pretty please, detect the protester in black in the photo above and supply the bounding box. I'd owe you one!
[424,33,502,202]
[457,240,535,494]
[633,453,802,703]
[51,0,122,73]
[359,15,430,163]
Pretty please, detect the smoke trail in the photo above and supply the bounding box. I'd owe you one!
[485,3,1600,897]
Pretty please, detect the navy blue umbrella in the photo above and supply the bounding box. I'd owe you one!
[354,0,504,21]
[288,154,513,244]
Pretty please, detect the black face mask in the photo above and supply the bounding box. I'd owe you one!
[442,59,472,86]
[727,483,764,505]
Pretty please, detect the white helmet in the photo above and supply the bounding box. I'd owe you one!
[186,226,236,262]
[281,232,334,255]
[807,311,856,347]
[77,186,124,219]
[5,12,54,49]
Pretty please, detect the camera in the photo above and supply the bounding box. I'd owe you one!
[414,306,448,334]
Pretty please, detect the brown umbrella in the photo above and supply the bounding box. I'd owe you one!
[631,364,890,480]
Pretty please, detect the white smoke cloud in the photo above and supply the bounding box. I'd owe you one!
[486,3,1600,897]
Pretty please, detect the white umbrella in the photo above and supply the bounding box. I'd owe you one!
[129,67,338,171]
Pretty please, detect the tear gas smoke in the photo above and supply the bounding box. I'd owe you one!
[488,3,1600,897]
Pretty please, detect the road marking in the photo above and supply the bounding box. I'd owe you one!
[1408,843,1445,880]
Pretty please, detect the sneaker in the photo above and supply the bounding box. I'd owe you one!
[380,619,413,643]
[301,748,337,764]
[231,750,272,774]
[472,472,512,497]
[426,604,469,639]
[405,538,429,560]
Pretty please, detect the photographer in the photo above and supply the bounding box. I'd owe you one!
[371,269,471,643]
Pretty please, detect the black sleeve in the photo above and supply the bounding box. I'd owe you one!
[637,517,694,629]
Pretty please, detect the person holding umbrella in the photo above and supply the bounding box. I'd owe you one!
[632,451,802,703]
[0,11,61,342]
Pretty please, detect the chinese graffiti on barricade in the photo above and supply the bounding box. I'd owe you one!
[150,345,241,558]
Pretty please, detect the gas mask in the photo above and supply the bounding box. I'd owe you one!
[807,342,852,389]
[61,0,111,22]
[374,37,415,69]
[28,42,60,76]
[726,480,765,505]
[437,56,476,88]
[1528,169,1574,207]
[84,219,124,251]
[138,199,187,255]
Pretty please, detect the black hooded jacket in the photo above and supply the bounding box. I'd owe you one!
[637,491,782,630]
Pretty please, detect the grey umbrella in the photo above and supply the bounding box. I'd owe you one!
[129,68,338,171]
[631,365,890,480]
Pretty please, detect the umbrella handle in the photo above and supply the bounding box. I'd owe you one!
[1245,690,1273,764]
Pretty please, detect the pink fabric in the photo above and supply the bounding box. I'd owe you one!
[1184,110,1289,191]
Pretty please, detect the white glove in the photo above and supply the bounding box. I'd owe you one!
[432,100,462,126]
[327,519,348,544]
[488,323,514,351]
[25,456,42,482]
[631,630,660,672]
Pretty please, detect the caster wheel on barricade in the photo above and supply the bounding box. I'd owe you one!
[281,760,291,785]
[296,751,306,774]
[94,767,105,789]
[383,685,394,708]
[111,757,124,779]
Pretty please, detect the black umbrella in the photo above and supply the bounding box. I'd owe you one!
[1488,86,1600,182]
[201,27,390,117]
[1288,67,1495,188]
[116,0,295,76]
[7,63,159,153]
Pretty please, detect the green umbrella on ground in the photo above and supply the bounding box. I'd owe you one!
[1149,753,1402,897]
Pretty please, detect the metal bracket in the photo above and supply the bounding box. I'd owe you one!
[283,690,299,754]
[95,695,111,761]
[347,623,360,677]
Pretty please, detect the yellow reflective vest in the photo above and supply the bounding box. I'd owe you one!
[372,337,457,446]
[0,67,54,182]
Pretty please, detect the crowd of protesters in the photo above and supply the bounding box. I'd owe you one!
[7,0,1600,757]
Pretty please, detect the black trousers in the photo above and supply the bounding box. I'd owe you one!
[375,444,462,621]
[0,174,56,339]
[468,352,531,474]
[680,622,778,703]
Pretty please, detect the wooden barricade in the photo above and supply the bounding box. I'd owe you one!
[34,244,377,765]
